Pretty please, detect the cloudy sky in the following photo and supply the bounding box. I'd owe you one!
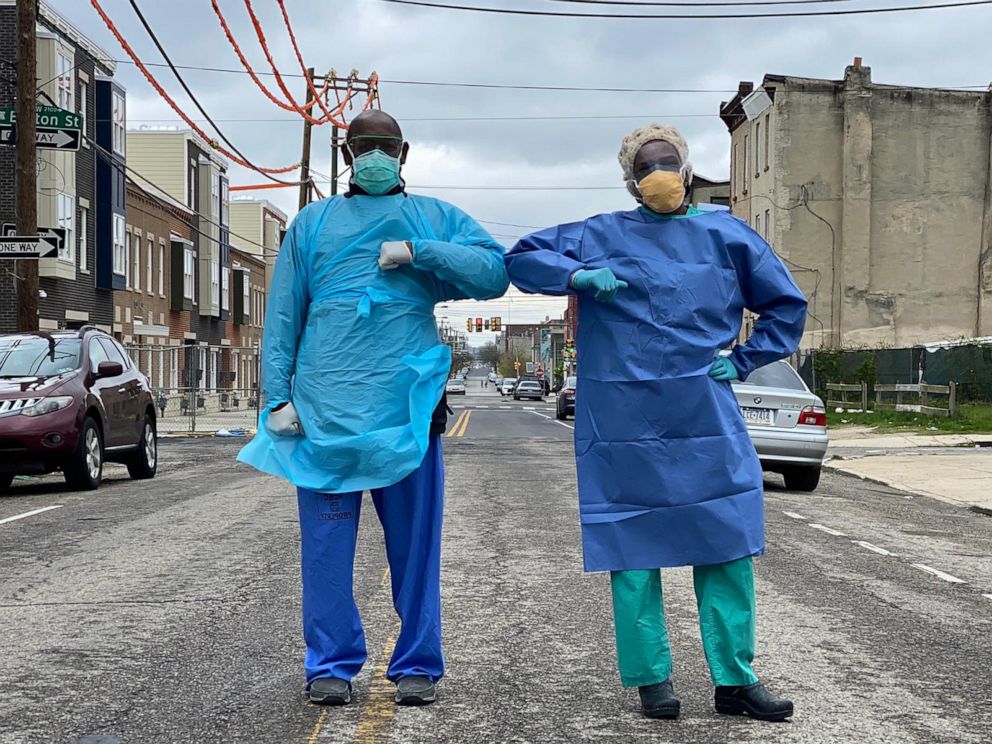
[56,0,992,344]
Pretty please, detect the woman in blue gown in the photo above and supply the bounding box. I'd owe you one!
[504,124,807,722]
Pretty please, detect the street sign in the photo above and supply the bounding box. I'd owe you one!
[0,105,83,152]
[2,224,65,254]
[0,235,59,259]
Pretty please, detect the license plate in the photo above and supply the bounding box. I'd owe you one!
[741,407,774,426]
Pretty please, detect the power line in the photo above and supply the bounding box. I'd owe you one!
[126,0,299,186]
[551,0,859,5]
[377,0,992,18]
[100,58,991,94]
[123,113,717,123]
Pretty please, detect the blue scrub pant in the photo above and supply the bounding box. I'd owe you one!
[296,436,444,685]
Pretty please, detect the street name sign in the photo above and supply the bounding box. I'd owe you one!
[0,105,83,151]
[0,236,59,259]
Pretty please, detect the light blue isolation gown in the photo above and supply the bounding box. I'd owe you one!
[505,208,808,572]
[238,193,508,493]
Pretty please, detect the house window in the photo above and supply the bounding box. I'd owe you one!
[764,113,770,170]
[79,80,87,130]
[220,179,229,226]
[132,234,141,291]
[158,244,165,295]
[78,207,87,271]
[742,134,749,195]
[754,122,761,177]
[56,193,74,264]
[243,273,250,322]
[112,91,126,155]
[731,143,737,199]
[146,238,153,291]
[169,348,178,390]
[183,247,194,300]
[112,214,126,275]
[222,267,230,312]
[57,53,73,111]
[211,172,220,221]
[210,261,220,308]
[764,209,771,241]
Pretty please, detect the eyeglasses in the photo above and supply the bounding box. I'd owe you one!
[345,135,404,159]
[635,161,688,181]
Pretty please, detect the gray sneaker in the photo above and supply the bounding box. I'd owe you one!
[394,675,437,706]
[308,677,352,706]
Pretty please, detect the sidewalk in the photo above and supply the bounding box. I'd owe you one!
[826,426,992,512]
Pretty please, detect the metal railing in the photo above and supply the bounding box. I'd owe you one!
[125,344,262,434]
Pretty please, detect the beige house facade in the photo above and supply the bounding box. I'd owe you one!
[720,60,992,349]
[228,198,287,287]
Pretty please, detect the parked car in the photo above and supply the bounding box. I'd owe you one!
[0,327,158,491]
[556,376,577,419]
[445,378,466,395]
[730,358,828,492]
[514,380,545,401]
[500,378,517,395]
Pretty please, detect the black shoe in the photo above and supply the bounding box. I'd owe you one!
[638,679,681,719]
[307,677,352,706]
[395,675,437,706]
[715,681,793,722]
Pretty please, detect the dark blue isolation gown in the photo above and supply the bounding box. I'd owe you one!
[505,208,808,572]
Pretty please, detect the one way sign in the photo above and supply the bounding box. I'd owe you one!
[0,235,59,259]
[0,126,80,150]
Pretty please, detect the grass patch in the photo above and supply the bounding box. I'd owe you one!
[826,403,992,434]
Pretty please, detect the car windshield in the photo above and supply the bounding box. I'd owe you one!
[565,377,577,387]
[0,337,81,377]
[737,360,806,391]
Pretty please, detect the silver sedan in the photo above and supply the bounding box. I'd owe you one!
[731,359,828,492]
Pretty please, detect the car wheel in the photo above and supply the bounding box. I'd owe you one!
[64,416,103,490]
[0,473,14,492]
[783,466,820,492]
[556,406,566,420]
[126,415,158,480]
[513,395,520,401]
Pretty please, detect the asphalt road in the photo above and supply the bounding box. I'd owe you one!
[2,371,991,743]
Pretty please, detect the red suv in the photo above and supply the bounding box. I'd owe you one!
[0,327,157,491]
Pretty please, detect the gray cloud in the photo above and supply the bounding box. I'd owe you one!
[57,0,992,330]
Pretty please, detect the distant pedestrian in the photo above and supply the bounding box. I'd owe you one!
[505,123,806,723]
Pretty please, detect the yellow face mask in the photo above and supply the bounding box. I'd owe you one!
[636,170,686,214]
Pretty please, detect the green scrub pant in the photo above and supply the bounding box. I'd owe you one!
[609,556,760,688]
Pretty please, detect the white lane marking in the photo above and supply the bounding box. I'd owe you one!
[499,406,511,410]
[912,563,966,584]
[809,524,847,537]
[983,594,992,601]
[0,505,64,526]
[783,511,807,520]
[529,411,552,420]
[556,421,575,430]
[477,405,490,409]
[853,540,895,556]
[524,406,536,410]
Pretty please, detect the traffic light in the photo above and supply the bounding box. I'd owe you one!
[475,317,483,332]
[513,361,521,370]
[484,319,490,330]
[466,318,473,332]
[492,317,501,331]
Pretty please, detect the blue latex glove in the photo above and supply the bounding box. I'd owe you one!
[708,357,740,381]
[571,268,629,302]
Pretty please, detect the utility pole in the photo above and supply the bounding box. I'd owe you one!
[330,124,339,196]
[15,0,38,331]
[298,66,314,211]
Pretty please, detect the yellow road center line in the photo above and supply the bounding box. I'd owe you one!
[456,409,472,437]
[354,635,399,744]
[306,709,329,744]
[446,410,467,438]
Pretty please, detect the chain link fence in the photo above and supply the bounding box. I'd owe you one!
[125,344,262,434]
